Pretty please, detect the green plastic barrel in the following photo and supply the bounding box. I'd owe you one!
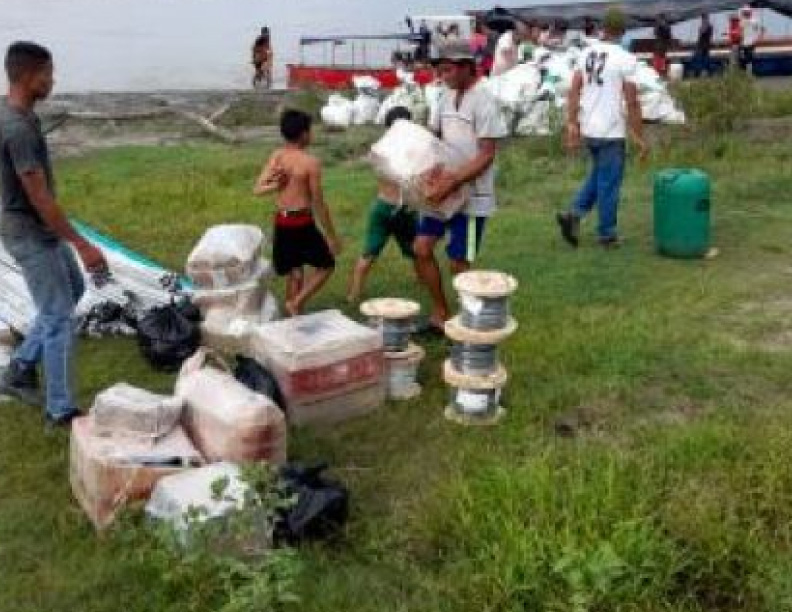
[654,169,711,259]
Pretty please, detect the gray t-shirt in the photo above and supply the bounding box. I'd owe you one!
[429,82,509,217]
[0,99,55,225]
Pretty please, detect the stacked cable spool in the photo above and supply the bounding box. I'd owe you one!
[360,298,424,401]
[443,271,519,426]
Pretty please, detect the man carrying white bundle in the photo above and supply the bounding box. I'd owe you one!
[415,41,509,332]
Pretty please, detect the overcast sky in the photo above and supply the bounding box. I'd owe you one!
[0,0,789,91]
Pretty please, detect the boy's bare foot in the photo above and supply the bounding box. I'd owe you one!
[285,299,301,318]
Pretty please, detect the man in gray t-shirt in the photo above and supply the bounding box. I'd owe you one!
[414,41,508,330]
[0,41,107,427]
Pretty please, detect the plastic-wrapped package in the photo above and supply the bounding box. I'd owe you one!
[377,81,429,126]
[369,119,470,219]
[186,225,265,289]
[250,310,384,424]
[192,261,270,315]
[176,349,287,464]
[200,291,280,357]
[352,94,381,125]
[70,417,202,530]
[146,463,248,533]
[321,95,355,129]
[90,383,183,440]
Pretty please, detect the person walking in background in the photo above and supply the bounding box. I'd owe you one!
[414,41,508,330]
[739,4,763,73]
[252,27,273,89]
[418,20,433,64]
[556,9,648,249]
[0,42,108,427]
[693,14,714,77]
[728,14,744,67]
[470,20,489,63]
[653,14,672,77]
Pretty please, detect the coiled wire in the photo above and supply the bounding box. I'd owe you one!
[386,358,420,399]
[449,387,501,417]
[458,295,510,331]
[381,318,413,353]
[450,343,499,376]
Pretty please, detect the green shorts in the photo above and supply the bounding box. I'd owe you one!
[363,198,418,260]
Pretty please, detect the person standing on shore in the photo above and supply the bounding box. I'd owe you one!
[693,14,714,77]
[252,27,273,89]
[739,5,763,73]
[653,14,673,77]
[556,10,648,249]
[0,42,107,427]
[414,41,508,330]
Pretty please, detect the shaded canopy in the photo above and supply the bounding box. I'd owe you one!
[473,1,792,28]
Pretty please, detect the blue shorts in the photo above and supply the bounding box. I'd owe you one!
[417,213,487,263]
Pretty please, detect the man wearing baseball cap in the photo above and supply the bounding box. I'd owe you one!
[415,40,509,331]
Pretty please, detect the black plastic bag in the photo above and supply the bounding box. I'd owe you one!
[137,298,201,372]
[234,356,286,413]
[275,462,349,545]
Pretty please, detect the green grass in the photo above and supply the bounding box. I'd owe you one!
[2,85,792,611]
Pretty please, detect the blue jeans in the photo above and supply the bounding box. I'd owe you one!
[571,138,626,240]
[1,216,85,418]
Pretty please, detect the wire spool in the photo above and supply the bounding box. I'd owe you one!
[445,388,505,425]
[450,342,499,377]
[444,315,518,346]
[384,343,425,401]
[442,360,508,426]
[453,271,518,332]
[361,298,421,354]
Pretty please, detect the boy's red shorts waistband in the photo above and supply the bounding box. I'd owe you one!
[274,208,313,228]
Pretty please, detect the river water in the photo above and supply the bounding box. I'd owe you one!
[0,0,787,92]
[0,0,476,91]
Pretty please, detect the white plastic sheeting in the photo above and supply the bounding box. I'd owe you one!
[0,225,183,335]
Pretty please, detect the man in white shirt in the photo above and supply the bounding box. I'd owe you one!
[416,40,509,329]
[557,8,647,248]
[739,5,763,73]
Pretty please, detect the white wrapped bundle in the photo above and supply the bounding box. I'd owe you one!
[369,119,470,219]
[321,94,355,129]
[186,225,264,289]
[377,80,428,125]
[146,463,248,533]
[352,94,380,125]
[176,349,287,464]
[90,383,183,441]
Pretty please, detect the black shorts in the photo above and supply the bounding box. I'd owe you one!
[272,220,335,276]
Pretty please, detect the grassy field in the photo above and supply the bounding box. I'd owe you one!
[2,80,792,612]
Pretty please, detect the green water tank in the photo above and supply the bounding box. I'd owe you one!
[654,169,711,259]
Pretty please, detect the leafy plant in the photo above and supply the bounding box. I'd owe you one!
[145,463,302,612]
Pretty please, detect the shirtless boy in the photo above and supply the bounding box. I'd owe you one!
[347,106,418,303]
[254,109,342,316]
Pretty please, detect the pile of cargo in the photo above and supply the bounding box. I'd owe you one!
[69,225,387,531]
[484,46,686,136]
